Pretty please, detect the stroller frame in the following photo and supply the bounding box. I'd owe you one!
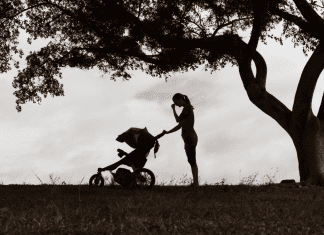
[89,130,165,189]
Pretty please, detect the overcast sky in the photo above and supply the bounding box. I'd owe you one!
[1,20,324,186]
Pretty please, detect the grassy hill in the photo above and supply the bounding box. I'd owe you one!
[0,174,323,234]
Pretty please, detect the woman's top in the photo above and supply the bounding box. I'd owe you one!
[178,104,195,140]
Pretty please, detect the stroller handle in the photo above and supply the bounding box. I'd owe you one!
[154,131,166,140]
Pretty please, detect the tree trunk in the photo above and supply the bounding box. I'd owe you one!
[291,113,324,185]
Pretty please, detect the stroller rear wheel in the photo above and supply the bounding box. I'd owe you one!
[89,174,104,187]
[132,168,155,190]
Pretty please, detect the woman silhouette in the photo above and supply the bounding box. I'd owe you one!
[163,93,199,187]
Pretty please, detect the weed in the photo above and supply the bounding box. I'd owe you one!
[33,171,44,184]
[239,172,259,185]
[214,178,226,186]
[49,173,61,185]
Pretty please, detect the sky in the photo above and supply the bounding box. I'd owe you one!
[1,20,324,186]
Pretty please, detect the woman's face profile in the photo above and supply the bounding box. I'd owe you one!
[173,98,183,107]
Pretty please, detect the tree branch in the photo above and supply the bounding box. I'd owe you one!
[248,0,269,53]
[75,46,162,66]
[268,4,324,40]
[248,84,293,134]
[211,17,253,37]
[213,2,293,134]
[189,19,204,32]
[252,49,267,91]
[1,3,48,21]
[293,42,324,124]
[234,41,292,134]
[292,0,324,29]
[234,0,269,86]
[180,0,194,20]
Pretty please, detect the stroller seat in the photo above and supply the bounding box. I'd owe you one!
[101,127,162,172]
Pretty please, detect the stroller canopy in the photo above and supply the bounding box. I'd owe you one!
[116,127,156,149]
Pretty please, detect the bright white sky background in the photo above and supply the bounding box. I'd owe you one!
[1,19,324,186]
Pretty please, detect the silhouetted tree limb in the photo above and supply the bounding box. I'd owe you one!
[292,0,324,29]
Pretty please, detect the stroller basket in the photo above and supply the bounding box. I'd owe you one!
[113,168,133,187]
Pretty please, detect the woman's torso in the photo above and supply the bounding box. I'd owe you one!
[181,104,196,140]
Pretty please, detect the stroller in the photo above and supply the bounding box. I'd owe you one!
[89,127,165,189]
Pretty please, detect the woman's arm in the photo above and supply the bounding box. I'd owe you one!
[166,123,182,134]
[172,108,180,123]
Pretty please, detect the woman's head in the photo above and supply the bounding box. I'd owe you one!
[172,93,194,109]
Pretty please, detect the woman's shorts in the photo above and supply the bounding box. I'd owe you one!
[183,131,198,147]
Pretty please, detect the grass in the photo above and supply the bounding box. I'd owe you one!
[1,170,323,234]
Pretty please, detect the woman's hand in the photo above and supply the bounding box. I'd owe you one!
[171,104,176,109]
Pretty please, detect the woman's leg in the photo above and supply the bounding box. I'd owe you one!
[185,144,199,186]
[184,131,199,186]
[191,164,199,186]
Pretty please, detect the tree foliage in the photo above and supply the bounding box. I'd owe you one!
[11,0,324,111]
[0,0,24,73]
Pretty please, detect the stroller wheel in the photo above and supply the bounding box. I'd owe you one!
[89,174,104,187]
[132,168,155,190]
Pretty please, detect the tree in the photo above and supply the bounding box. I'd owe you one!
[13,0,324,185]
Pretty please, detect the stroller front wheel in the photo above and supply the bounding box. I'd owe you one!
[89,174,104,187]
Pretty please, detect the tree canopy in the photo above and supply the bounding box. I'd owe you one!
[0,0,25,74]
[10,0,324,111]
